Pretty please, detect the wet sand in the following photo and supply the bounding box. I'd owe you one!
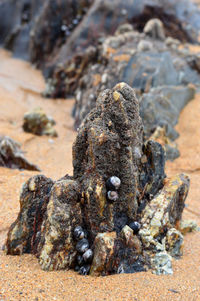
[0,49,200,301]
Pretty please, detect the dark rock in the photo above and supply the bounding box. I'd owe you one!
[72,83,144,239]
[29,0,93,68]
[0,136,40,171]
[5,175,54,255]
[140,85,195,141]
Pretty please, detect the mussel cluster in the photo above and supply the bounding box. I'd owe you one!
[73,226,93,275]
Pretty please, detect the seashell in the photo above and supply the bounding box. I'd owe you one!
[106,176,121,191]
[129,221,141,234]
[83,249,93,263]
[74,226,85,240]
[79,265,90,275]
[76,238,89,254]
[74,265,80,272]
[107,191,118,202]
[77,254,84,266]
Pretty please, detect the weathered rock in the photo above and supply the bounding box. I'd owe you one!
[5,175,54,255]
[90,232,116,276]
[5,83,190,276]
[69,30,197,134]
[38,179,82,270]
[151,252,173,275]
[140,174,190,240]
[165,228,184,258]
[0,136,40,171]
[72,82,144,239]
[23,107,58,137]
[143,18,165,40]
[179,219,198,235]
[29,0,93,68]
[139,85,195,141]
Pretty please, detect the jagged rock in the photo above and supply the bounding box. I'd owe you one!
[151,252,173,275]
[0,136,40,171]
[29,0,93,69]
[0,0,43,60]
[90,232,116,276]
[5,175,54,255]
[73,83,144,239]
[139,85,195,140]
[148,126,180,161]
[23,107,58,137]
[38,178,82,270]
[165,228,183,258]
[71,31,197,131]
[5,83,190,276]
[143,18,165,40]
[140,174,190,240]
[179,219,198,235]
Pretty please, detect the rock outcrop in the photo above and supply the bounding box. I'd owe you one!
[0,136,40,171]
[5,83,190,276]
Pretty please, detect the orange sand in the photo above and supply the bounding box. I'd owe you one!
[0,49,200,301]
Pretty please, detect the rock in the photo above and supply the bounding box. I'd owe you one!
[38,179,82,270]
[165,228,184,258]
[29,0,93,68]
[151,252,173,275]
[5,175,54,255]
[139,85,195,140]
[72,82,144,239]
[115,23,134,36]
[137,40,153,51]
[90,232,116,276]
[179,219,198,235]
[70,29,196,145]
[140,174,190,239]
[23,107,58,137]
[5,83,190,276]
[148,126,180,161]
[0,136,40,171]
[143,18,165,40]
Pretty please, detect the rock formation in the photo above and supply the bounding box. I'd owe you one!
[0,136,40,171]
[23,107,58,137]
[5,83,190,276]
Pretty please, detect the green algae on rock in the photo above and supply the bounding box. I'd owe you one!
[5,83,190,276]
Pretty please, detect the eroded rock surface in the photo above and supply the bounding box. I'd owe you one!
[0,136,40,171]
[23,107,58,137]
[5,83,190,276]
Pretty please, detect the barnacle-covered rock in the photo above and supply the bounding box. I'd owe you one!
[0,136,40,171]
[23,107,58,137]
[73,82,144,238]
[5,83,190,276]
